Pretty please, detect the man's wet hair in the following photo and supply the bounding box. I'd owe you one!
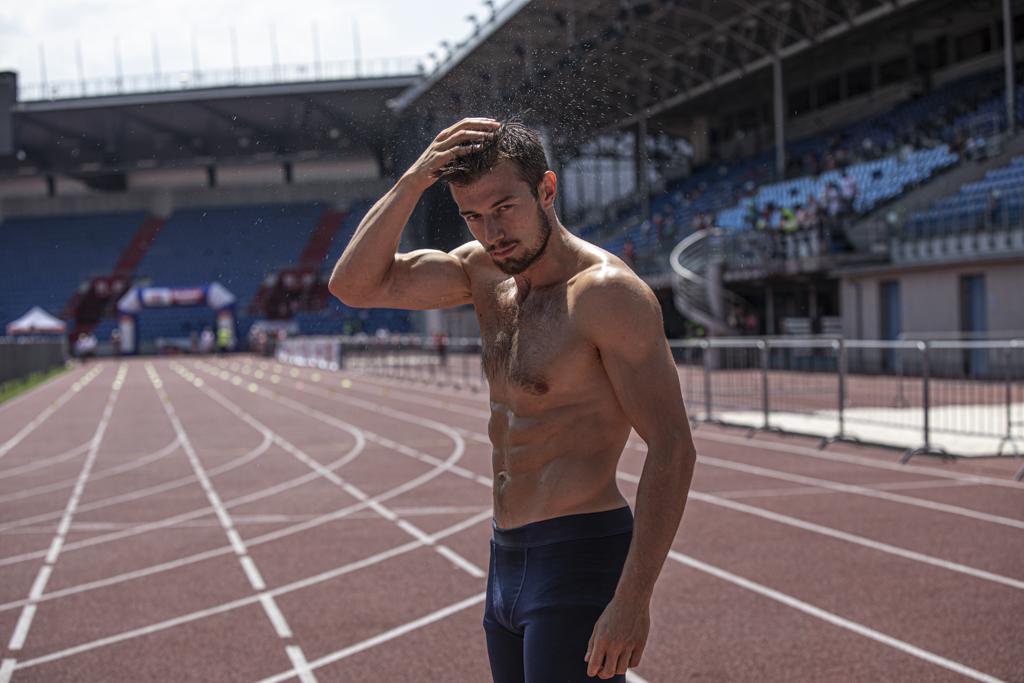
[438,118,550,197]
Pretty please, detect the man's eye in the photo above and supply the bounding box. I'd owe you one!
[496,205,512,213]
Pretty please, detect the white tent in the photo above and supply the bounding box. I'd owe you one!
[6,307,67,335]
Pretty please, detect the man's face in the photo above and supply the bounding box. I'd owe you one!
[450,160,552,275]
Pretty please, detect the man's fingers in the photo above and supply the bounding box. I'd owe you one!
[614,649,632,676]
[436,128,495,152]
[598,645,622,679]
[586,640,606,677]
[629,644,644,668]
[437,118,500,142]
[584,632,595,663]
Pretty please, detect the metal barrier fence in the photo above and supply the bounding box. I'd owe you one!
[277,335,1024,479]
[0,337,68,385]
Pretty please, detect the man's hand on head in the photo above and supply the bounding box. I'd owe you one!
[402,118,501,192]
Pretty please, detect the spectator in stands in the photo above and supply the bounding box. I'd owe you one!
[840,170,858,213]
[780,207,799,233]
[985,189,1002,229]
[824,183,842,219]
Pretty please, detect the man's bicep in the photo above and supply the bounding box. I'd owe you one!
[584,279,690,446]
[379,245,473,310]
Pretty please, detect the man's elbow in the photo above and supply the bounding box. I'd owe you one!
[327,274,371,308]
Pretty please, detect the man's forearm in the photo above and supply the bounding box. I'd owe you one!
[614,441,696,602]
[329,174,425,303]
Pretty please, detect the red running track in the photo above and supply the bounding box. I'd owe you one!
[0,356,1021,682]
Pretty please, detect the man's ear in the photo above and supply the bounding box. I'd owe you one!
[538,170,557,209]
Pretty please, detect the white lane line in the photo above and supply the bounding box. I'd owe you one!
[285,645,317,683]
[0,658,14,683]
[0,365,104,460]
[184,362,481,579]
[147,363,310,672]
[614,470,1024,591]
[0,433,267,536]
[338,366,1024,490]
[0,437,181,504]
[0,407,464,613]
[667,551,1005,683]
[7,605,36,650]
[694,430,1024,491]
[258,595,293,639]
[241,556,266,591]
[28,566,52,601]
[256,592,487,683]
[4,363,124,660]
[11,511,492,672]
[696,454,1024,530]
[0,507,495,535]
[0,440,90,481]
[707,478,975,500]
[0,434,284,563]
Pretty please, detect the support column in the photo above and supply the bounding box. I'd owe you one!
[1004,0,1016,133]
[773,55,786,177]
[636,117,651,223]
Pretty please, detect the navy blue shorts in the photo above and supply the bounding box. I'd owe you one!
[483,506,634,683]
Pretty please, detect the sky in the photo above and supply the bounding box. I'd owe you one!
[0,0,495,87]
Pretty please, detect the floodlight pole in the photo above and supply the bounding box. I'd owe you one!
[1003,0,1016,134]
[773,54,786,177]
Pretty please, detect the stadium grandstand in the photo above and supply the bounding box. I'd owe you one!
[1,0,1023,349]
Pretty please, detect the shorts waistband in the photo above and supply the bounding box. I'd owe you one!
[491,506,633,548]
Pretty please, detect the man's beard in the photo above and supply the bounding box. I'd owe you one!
[493,206,553,275]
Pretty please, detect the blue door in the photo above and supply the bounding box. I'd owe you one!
[880,281,901,372]
[960,275,988,376]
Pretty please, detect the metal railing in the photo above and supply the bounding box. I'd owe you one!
[276,335,1024,480]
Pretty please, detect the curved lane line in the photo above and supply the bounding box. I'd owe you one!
[0,437,181,504]
[0,365,104,461]
[0,441,91,480]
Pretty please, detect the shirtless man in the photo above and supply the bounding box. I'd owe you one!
[329,118,696,682]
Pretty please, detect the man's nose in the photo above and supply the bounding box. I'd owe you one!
[483,218,505,245]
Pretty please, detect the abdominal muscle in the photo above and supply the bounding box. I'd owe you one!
[488,394,631,528]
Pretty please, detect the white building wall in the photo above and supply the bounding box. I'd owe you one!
[840,259,1024,339]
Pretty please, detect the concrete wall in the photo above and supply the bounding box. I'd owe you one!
[839,258,1024,339]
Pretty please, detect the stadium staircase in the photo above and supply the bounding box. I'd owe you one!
[63,215,166,338]
[248,208,346,317]
[669,228,744,336]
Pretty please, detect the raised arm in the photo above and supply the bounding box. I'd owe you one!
[576,267,697,679]
[328,118,500,310]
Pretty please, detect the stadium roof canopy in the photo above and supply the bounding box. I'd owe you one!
[4,76,417,187]
[390,0,943,152]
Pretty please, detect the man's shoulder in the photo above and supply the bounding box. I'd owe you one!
[570,261,660,328]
